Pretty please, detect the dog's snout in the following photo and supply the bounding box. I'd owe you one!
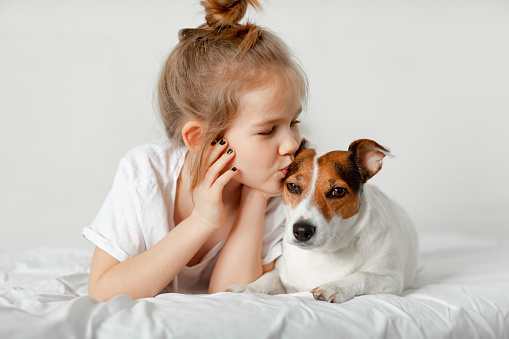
[293,222,316,242]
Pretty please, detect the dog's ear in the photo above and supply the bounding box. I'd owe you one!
[295,138,309,157]
[348,139,394,182]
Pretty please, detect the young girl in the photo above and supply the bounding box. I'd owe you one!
[82,0,307,302]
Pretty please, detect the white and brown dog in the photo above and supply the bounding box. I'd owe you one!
[228,139,418,303]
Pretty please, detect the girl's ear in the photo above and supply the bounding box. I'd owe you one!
[182,120,206,154]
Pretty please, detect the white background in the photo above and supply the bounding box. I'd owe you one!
[1,0,508,250]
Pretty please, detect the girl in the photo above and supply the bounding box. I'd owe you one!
[82,0,307,302]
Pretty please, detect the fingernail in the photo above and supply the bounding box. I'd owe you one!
[227,149,233,155]
[231,167,237,172]
[211,140,217,146]
[219,139,226,145]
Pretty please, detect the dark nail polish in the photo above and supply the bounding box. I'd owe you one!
[219,139,226,145]
[211,140,217,146]
[227,149,233,155]
[231,167,237,172]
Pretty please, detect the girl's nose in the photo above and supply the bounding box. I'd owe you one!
[279,130,300,156]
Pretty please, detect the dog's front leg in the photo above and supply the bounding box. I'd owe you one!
[311,271,402,303]
[226,268,286,295]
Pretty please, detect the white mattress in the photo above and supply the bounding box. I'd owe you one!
[1,232,508,338]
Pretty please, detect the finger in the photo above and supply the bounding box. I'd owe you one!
[202,148,235,187]
[203,138,229,172]
[211,166,238,192]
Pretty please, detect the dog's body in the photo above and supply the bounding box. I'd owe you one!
[228,139,418,303]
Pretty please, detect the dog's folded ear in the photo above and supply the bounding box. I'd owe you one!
[295,138,309,156]
[348,139,394,183]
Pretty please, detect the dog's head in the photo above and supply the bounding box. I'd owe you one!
[282,139,393,251]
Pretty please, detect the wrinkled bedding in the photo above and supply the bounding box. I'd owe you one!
[1,232,508,339]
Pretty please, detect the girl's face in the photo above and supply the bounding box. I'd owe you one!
[223,83,302,195]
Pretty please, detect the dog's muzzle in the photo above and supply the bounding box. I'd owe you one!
[293,222,316,242]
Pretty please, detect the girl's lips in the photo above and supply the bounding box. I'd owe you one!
[280,165,291,177]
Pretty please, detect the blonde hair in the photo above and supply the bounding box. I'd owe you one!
[158,0,308,190]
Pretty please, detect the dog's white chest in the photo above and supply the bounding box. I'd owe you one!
[276,240,359,292]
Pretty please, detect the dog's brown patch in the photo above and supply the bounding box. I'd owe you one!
[311,151,362,222]
[283,149,316,208]
[283,149,363,222]
[283,140,389,224]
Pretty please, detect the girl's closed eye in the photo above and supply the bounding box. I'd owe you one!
[259,119,299,136]
[259,126,275,136]
[290,119,300,127]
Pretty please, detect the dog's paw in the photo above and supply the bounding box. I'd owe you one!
[225,284,265,294]
[310,283,354,303]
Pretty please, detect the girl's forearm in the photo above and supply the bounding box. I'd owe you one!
[89,212,214,302]
[209,188,268,293]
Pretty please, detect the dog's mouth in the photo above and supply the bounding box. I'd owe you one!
[288,237,325,250]
[291,240,313,248]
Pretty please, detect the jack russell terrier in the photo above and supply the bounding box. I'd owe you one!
[228,139,418,303]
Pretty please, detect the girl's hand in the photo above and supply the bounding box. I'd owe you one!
[191,139,237,232]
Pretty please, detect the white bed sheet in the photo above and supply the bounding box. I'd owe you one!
[1,232,508,339]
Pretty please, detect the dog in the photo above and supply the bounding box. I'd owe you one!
[227,139,418,303]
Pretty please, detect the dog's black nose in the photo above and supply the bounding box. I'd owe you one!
[293,222,316,242]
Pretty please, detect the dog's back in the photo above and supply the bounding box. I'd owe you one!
[353,184,418,289]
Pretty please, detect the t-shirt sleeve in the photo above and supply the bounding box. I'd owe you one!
[82,157,146,262]
[260,196,286,265]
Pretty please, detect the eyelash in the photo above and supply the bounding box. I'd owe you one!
[259,120,300,136]
[259,127,275,136]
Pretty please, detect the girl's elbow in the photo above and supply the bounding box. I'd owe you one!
[88,278,121,302]
[88,283,111,302]
[209,277,238,294]
[208,283,226,294]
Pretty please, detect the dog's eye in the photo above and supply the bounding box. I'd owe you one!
[286,182,302,195]
[328,187,347,199]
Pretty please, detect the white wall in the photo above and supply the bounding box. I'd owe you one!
[1,0,508,250]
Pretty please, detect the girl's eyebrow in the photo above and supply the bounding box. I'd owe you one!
[253,117,282,127]
[252,107,302,127]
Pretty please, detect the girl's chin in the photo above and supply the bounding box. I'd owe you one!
[257,183,284,196]
[237,176,284,196]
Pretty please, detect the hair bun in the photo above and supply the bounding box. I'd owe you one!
[201,0,260,28]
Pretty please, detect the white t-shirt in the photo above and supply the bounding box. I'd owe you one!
[82,138,285,294]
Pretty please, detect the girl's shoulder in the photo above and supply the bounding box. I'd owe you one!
[117,137,188,185]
